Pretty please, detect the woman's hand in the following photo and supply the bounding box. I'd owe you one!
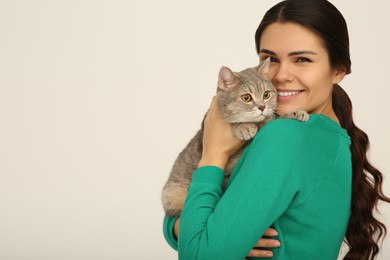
[246,228,280,258]
[199,96,246,169]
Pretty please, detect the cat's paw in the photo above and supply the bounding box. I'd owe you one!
[232,123,258,140]
[280,110,310,122]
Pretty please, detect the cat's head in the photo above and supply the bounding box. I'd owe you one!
[216,58,277,123]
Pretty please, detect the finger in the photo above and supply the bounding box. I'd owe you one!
[246,248,273,258]
[205,97,227,130]
[263,228,278,237]
[253,238,281,248]
[205,96,220,121]
[209,96,218,110]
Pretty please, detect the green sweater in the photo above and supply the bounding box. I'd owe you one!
[163,114,352,259]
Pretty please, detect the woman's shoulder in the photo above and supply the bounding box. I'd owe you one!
[255,115,311,140]
[260,114,347,135]
[251,117,308,150]
[261,116,307,132]
[253,114,349,148]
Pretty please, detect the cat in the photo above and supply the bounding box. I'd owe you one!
[161,58,309,217]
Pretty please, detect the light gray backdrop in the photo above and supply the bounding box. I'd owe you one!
[1,0,389,259]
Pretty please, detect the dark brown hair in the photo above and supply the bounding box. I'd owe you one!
[254,0,390,259]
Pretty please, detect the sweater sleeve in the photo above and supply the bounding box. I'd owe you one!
[163,215,178,250]
[178,120,304,260]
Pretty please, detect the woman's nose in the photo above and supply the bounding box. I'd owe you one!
[270,62,294,84]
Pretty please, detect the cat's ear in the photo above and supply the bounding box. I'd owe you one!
[258,57,270,76]
[218,66,239,91]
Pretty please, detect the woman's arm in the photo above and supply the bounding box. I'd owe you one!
[162,215,179,250]
[175,217,280,258]
[177,98,301,259]
[162,215,280,258]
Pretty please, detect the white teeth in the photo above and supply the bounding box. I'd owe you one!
[278,91,300,97]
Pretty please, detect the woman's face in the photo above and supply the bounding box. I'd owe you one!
[258,22,345,117]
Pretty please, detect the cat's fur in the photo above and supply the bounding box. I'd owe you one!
[161,58,309,217]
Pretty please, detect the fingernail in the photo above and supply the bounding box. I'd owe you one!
[273,241,281,247]
[271,230,278,236]
[266,252,273,257]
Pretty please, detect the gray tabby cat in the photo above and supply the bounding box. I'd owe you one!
[161,58,309,217]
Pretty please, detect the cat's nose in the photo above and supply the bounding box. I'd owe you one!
[258,105,265,111]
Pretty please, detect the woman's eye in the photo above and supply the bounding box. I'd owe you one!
[296,57,311,63]
[261,56,279,63]
[241,94,252,103]
[263,91,271,100]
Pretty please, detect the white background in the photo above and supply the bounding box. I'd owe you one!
[1,0,389,259]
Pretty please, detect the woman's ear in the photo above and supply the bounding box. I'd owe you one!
[332,68,347,84]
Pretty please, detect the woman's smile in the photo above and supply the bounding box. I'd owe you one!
[277,89,304,100]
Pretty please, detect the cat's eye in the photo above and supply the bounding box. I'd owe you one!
[241,94,252,103]
[263,91,271,100]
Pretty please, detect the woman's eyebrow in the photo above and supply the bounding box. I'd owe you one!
[259,49,317,56]
[259,49,276,55]
[288,50,317,56]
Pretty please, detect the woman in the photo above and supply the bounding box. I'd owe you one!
[163,0,390,259]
